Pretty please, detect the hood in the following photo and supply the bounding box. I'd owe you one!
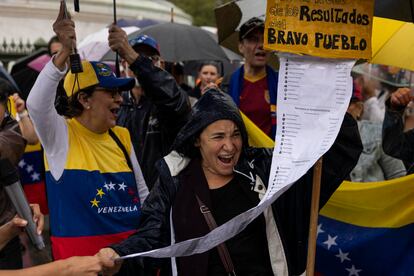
[171,88,248,158]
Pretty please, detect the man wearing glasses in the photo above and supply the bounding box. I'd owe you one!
[226,17,278,140]
[116,34,191,190]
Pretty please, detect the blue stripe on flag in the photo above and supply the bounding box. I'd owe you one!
[316,215,414,276]
[18,150,44,185]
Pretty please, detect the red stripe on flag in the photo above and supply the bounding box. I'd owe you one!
[23,181,48,214]
[51,230,136,260]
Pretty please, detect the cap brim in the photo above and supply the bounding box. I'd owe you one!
[98,76,135,91]
[133,44,160,57]
[240,25,265,40]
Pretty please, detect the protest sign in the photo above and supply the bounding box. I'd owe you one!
[264,0,375,59]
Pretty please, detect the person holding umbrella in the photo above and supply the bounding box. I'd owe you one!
[382,87,414,171]
[26,4,149,260]
[113,31,191,191]
[96,88,362,276]
[222,17,278,140]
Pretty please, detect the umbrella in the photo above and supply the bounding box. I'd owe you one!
[78,26,139,61]
[214,0,279,69]
[102,23,230,63]
[352,62,413,88]
[215,0,267,54]
[374,0,414,23]
[0,65,20,92]
[115,18,164,28]
[11,48,49,100]
[27,54,51,72]
[371,17,414,71]
[200,26,242,62]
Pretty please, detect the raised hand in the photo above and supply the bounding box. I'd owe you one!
[52,1,76,70]
[390,87,412,109]
[12,93,25,114]
[108,25,138,65]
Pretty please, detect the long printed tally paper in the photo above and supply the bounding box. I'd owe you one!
[118,55,355,261]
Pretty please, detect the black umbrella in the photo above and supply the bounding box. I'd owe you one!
[114,18,164,28]
[0,65,20,93]
[10,48,48,100]
[374,0,414,23]
[102,22,230,63]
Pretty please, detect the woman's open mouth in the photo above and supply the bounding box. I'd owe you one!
[218,156,233,164]
[110,108,119,119]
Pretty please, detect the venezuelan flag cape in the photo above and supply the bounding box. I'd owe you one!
[17,143,48,214]
[316,176,414,276]
[9,96,48,214]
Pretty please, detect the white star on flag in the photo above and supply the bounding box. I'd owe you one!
[18,159,26,168]
[108,182,116,190]
[118,183,127,191]
[31,172,40,181]
[336,248,351,263]
[26,165,34,173]
[104,183,110,191]
[346,265,362,276]
[317,223,325,236]
[323,234,337,250]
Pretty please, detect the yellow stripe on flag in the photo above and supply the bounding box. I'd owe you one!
[241,111,275,148]
[321,175,414,228]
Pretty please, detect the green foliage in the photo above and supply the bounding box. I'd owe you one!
[171,0,233,26]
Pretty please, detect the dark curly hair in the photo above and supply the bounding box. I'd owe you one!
[55,85,97,118]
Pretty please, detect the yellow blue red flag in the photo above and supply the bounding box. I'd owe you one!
[316,176,414,275]
[244,112,414,275]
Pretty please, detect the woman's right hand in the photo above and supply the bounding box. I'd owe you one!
[95,247,123,276]
[52,1,76,70]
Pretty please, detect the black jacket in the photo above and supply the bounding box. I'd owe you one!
[117,56,191,190]
[382,101,414,170]
[112,90,362,275]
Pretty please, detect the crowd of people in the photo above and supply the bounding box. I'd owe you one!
[1,3,413,276]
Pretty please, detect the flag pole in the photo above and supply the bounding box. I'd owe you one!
[113,0,121,77]
[306,157,323,276]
